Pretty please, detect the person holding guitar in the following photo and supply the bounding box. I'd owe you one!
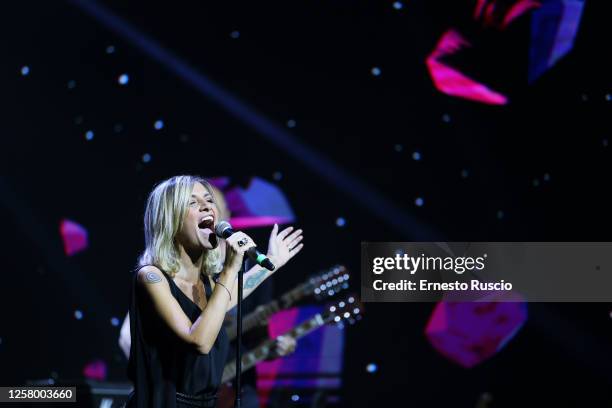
[125,175,304,408]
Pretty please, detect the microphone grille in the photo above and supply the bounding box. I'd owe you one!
[215,220,233,238]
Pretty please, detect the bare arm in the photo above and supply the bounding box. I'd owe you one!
[118,312,131,359]
[137,231,255,354]
[226,224,304,310]
[137,265,234,354]
[226,265,272,310]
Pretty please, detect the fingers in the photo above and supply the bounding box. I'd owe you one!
[276,226,294,240]
[289,243,304,258]
[285,228,302,243]
[226,232,256,254]
[270,223,279,239]
[287,234,303,249]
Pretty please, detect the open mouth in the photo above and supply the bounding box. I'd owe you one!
[197,215,218,248]
[198,216,214,231]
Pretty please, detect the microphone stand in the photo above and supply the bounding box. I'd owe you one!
[234,259,245,408]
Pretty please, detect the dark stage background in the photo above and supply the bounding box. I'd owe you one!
[1,0,611,407]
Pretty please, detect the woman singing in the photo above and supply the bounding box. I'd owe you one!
[126,175,304,407]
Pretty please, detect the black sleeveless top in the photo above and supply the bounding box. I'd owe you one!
[126,266,229,408]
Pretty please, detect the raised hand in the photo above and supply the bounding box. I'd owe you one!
[266,224,304,270]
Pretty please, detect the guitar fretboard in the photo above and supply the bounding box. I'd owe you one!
[225,282,310,341]
[222,312,327,383]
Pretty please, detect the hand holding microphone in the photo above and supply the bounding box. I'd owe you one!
[215,221,276,273]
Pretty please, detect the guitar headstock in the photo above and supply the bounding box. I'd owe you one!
[322,294,363,328]
[304,265,350,300]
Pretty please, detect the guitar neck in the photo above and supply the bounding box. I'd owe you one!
[222,312,328,383]
[226,283,310,341]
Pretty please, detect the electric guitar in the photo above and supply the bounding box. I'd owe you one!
[222,294,363,383]
[225,265,350,341]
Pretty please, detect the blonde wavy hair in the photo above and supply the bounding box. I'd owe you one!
[137,175,224,277]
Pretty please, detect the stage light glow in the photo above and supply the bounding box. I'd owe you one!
[412,151,421,161]
[154,119,164,130]
[393,1,403,10]
[371,67,381,76]
[336,217,346,227]
[287,119,296,128]
[111,317,120,326]
[366,363,377,373]
[106,45,115,54]
[85,130,94,141]
[21,66,30,76]
[74,310,83,320]
[415,197,424,207]
[230,31,240,39]
[142,153,152,163]
[118,73,129,85]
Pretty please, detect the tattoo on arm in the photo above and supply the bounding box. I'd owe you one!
[144,272,162,283]
[244,269,267,289]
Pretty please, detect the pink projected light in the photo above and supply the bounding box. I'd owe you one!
[210,177,296,229]
[425,298,527,368]
[83,359,107,381]
[59,219,89,256]
[256,307,344,405]
[228,216,293,230]
[426,30,508,105]
[473,0,541,29]
[428,0,544,105]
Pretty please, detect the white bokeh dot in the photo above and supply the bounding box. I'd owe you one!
[118,73,129,85]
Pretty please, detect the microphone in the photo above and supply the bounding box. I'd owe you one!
[215,221,275,271]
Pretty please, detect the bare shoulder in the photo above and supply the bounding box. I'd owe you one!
[136,265,168,286]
